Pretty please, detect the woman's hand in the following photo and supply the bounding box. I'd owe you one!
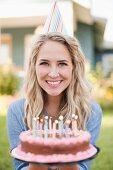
[28,164,78,170]
[58,164,78,170]
[28,163,49,170]
[49,165,78,170]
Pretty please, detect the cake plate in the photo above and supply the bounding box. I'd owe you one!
[11,145,100,169]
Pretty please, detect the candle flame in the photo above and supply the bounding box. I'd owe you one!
[45,116,48,120]
[66,120,71,124]
[72,114,75,118]
[59,115,63,120]
[40,119,43,122]
[33,117,37,121]
[72,114,78,120]
[75,115,78,120]
[55,120,58,124]
[37,117,39,120]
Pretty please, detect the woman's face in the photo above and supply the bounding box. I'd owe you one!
[36,40,73,97]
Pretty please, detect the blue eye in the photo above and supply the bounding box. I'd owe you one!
[40,62,49,66]
[59,63,67,66]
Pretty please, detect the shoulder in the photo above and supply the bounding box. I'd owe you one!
[86,100,102,145]
[8,98,25,110]
[91,99,102,115]
[87,99,102,124]
[91,99,102,116]
[7,98,25,117]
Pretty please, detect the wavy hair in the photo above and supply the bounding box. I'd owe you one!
[24,32,91,129]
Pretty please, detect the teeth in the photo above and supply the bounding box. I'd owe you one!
[47,81,61,85]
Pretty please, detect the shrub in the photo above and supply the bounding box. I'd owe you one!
[87,63,113,99]
[86,63,113,111]
[0,66,20,95]
[97,98,113,111]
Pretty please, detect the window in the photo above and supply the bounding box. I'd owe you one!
[102,54,113,76]
[0,34,12,65]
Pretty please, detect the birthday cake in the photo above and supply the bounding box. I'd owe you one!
[19,129,91,155]
[13,115,98,163]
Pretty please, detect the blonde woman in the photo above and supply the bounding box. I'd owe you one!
[7,32,102,170]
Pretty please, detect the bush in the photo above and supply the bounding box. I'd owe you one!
[97,98,113,111]
[0,66,20,95]
[87,63,113,100]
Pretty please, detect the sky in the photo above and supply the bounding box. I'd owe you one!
[0,0,113,42]
[76,0,113,42]
[91,0,113,42]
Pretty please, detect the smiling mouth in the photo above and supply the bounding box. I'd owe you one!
[46,80,62,85]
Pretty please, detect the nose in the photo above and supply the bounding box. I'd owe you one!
[48,67,59,78]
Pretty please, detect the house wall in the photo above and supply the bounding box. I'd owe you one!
[2,23,95,69]
[94,51,102,65]
[2,27,36,68]
[95,50,113,76]
[75,22,95,67]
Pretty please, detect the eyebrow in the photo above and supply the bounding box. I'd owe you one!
[57,60,68,63]
[39,59,68,62]
[39,59,49,62]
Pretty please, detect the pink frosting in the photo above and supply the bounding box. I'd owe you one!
[11,130,97,163]
[16,144,97,163]
[19,130,91,147]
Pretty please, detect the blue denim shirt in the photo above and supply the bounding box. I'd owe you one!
[7,98,102,170]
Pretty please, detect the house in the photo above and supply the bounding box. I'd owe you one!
[0,0,106,75]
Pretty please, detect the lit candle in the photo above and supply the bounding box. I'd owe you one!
[32,117,37,138]
[37,117,39,130]
[72,114,78,136]
[39,118,43,138]
[58,115,63,137]
[53,120,58,138]
[44,116,48,139]
[49,117,52,131]
[40,119,43,130]
[66,120,71,138]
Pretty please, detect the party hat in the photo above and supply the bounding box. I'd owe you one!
[43,1,67,34]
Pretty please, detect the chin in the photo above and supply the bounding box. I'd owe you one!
[48,93,61,97]
[47,91,62,97]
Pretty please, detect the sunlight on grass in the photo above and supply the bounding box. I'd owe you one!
[102,115,113,128]
[0,115,13,170]
[91,114,113,170]
[0,95,17,116]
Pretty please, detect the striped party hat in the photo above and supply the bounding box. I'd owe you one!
[43,1,67,34]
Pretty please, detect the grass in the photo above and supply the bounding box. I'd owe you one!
[91,111,113,170]
[0,111,113,170]
[0,115,13,170]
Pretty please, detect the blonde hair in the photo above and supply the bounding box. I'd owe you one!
[24,32,91,129]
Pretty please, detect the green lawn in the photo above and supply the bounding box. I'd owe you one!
[0,115,13,170]
[0,111,113,170]
[91,111,113,170]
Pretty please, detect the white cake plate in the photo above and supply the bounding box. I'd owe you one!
[11,144,100,165]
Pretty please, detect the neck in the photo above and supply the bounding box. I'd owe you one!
[45,95,63,118]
